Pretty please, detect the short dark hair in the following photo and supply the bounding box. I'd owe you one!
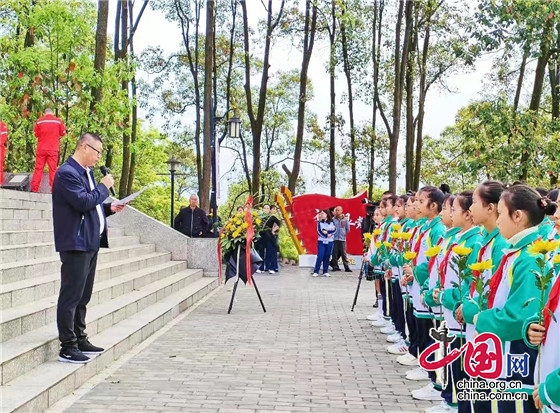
[477,180,505,206]
[439,183,451,194]
[456,190,474,212]
[547,188,558,202]
[385,194,398,206]
[501,184,558,226]
[419,186,445,213]
[78,132,102,145]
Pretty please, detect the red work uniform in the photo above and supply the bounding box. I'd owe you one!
[0,121,7,184]
[31,113,66,192]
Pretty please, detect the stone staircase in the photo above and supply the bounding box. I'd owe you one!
[0,189,219,412]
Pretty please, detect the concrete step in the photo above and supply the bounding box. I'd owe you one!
[0,235,139,264]
[0,268,209,387]
[0,244,162,284]
[0,227,125,245]
[0,189,52,210]
[0,260,190,341]
[0,219,52,231]
[0,275,217,413]
[0,207,52,221]
[0,259,186,311]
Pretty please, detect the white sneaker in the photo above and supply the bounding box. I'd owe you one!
[387,340,408,355]
[423,401,456,412]
[269,270,275,274]
[366,313,380,321]
[380,324,396,334]
[324,273,331,277]
[396,352,418,366]
[386,332,402,343]
[256,270,263,273]
[371,319,389,327]
[412,384,443,401]
[406,367,429,381]
[312,273,319,277]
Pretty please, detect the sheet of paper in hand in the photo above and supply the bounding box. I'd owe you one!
[114,186,148,206]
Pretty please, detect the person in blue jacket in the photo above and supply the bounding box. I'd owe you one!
[52,133,126,364]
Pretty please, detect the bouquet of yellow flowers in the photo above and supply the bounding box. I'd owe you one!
[218,201,268,285]
[220,209,263,255]
[363,233,373,251]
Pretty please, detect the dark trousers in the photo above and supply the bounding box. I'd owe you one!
[405,299,417,348]
[380,276,389,318]
[390,281,406,338]
[57,250,98,350]
[411,317,433,359]
[264,236,278,271]
[330,240,350,270]
[256,240,266,271]
[313,241,334,274]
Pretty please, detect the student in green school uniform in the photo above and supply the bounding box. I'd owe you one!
[525,243,560,413]
[473,185,556,413]
[429,191,482,413]
[412,194,460,405]
[457,181,509,413]
[400,187,446,369]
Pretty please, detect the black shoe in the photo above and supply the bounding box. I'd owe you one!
[332,268,341,272]
[345,269,352,273]
[78,339,105,354]
[59,348,90,364]
[373,299,378,308]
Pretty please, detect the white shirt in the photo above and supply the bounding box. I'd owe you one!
[85,167,105,235]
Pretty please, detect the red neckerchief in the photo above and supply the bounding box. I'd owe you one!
[427,237,445,275]
[438,242,458,287]
[543,275,560,344]
[381,220,392,241]
[486,250,519,309]
[469,240,492,296]
[412,229,428,266]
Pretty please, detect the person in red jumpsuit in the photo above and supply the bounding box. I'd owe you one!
[0,121,7,185]
[31,108,66,192]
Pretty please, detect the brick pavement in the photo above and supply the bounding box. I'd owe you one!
[59,267,435,413]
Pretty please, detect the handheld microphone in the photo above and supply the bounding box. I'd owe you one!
[100,166,116,196]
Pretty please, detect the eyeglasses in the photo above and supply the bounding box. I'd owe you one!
[86,143,102,156]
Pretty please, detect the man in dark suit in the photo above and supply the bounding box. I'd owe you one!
[174,194,210,237]
[52,132,126,364]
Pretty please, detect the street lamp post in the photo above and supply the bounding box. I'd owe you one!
[166,156,181,228]
[210,113,241,224]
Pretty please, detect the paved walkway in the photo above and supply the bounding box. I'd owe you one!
[56,267,434,413]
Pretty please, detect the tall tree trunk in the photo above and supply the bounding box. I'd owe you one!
[369,0,384,198]
[240,0,286,198]
[288,0,317,193]
[201,0,215,211]
[404,8,416,191]
[117,0,130,198]
[548,23,560,186]
[413,23,429,191]
[340,4,357,195]
[520,19,553,181]
[90,0,108,115]
[176,0,203,194]
[329,0,337,197]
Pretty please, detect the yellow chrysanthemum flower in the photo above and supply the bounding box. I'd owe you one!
[403,251,417,261]
[383,241,392,249]
[255,218,262,225]
[469,259,493,272]
[390,232,402,240]
[363,233,373,241]
[452,245,473,256]
[552,254,560,265]
[375,241,382,249]
[425,245,442,258]
[528,239,560,256]
[400,232,412,241]
[373,229,382,236]
[392,223,402,231]
[242,222,249,228]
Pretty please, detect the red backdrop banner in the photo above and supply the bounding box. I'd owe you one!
[288,191,368,255]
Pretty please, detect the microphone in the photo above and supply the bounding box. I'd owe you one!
[100,166,116,196]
